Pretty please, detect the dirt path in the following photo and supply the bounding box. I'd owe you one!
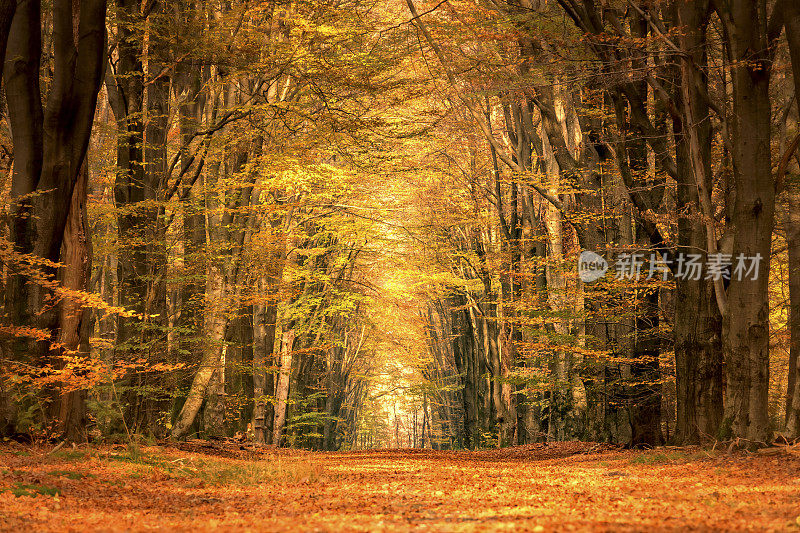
[1,443,799,531]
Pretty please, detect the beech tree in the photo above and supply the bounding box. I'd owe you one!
[1,0,106,441]
[2,0,800,450]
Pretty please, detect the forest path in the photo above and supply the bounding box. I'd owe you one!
[1,442,799,531]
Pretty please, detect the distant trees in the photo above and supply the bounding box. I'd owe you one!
[1,0,393,446]
[405,0,800,447]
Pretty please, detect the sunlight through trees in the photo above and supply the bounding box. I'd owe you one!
[0,0,799,455]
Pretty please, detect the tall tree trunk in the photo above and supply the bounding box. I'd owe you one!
[173,84,207,424]
[0,0,32,436]
[2,0,106,437]
[142,47,171,431]
[253,212,288,444]
[171,261,228,438]
[670,0,725,444]
[721,0,776,445]
[252,278,279,444]
[785,175,800,437]
[53,164,92,442]
[108,0,173,430]
[782,0,800,437]
[323,345,344,451]
[273,328,295,446]
[111,0,147,356]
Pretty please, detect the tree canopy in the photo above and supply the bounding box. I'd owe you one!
[0,0,799,454]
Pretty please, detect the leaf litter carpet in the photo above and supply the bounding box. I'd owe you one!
[1,441,799,531]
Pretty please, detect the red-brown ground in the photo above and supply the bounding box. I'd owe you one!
[1,441,799,531]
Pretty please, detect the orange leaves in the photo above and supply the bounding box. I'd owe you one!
[0,325,52,342]
[3,355,188,396]
[51,287,135,320]
[5,355,105,393]
[2,443,799,531]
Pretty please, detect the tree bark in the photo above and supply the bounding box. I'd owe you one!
[54,164,92,442]
[253,210,288,443]
[273,328,295,446]
[781,0,800,437]
[721,0,776,445]
[785,174,800,437]
[2,0,106,437]
[110,0,148,355]
[171,261,228,438]
[671,0,725,444]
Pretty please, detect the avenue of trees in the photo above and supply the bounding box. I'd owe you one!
[0,0,799,450]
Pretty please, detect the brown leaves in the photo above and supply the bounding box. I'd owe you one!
[1,443,799,531]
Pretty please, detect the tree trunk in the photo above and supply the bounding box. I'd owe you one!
[722,0,776,445]
[322,345,345,451]
[111,0,148,358]
[171,262,228,438]
[252,284,279,444]
[53,164,92,442]
[785,176,800,437]
[2,0,106,437]
[782,0,800,437]
[451,294,478,448]
[253,211,288,443]
[671,0,725,444]
[174,93,207,424]
[273,328,296,446]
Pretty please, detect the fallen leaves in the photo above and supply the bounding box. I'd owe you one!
[0,442,799,531]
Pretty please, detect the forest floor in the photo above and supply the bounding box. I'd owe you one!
[1,441,799,532]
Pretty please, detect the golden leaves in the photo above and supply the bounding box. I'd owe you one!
[2,443,799,531]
